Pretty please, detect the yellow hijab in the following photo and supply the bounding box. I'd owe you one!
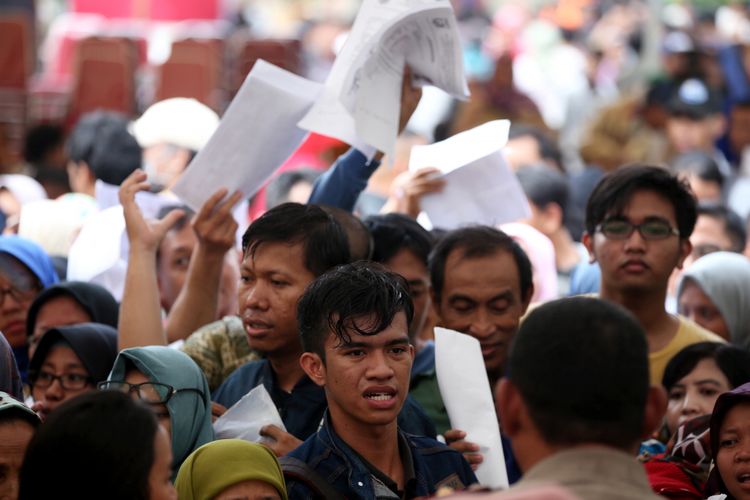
[175,439,288,500]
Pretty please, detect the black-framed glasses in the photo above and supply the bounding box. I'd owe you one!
[596,219,680,240]
[29,371,93,390]
[0,283,39,307]
[98,381,204,404]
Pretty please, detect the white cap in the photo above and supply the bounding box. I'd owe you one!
[131,98,219,151]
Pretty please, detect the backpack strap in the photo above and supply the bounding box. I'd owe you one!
[280,456,346,500]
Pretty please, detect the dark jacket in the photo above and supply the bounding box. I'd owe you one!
[284,413,477,499]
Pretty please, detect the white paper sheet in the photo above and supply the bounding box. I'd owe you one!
[434,327,508,490]
[298,0,468,156]
[171,60,323,212]
[213,385,286,444]
[409,120,530,230]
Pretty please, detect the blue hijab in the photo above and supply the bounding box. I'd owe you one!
[0,236,59,380]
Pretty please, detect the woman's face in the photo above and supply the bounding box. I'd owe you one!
[124,370,172,437]
[29,296,92,358]
[148,426,177,500]
[716,402,750,500]
[666,357,732,434]
[679,280,730,341]
[31,345,93,420]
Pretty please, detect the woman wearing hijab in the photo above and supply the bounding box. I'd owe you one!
[25,281,119,356]
[0,235,58,380]
[28,323,117,421]
[705,382,750,499]
[175,439,288,500]
[0,332,23,400]
[103,346,214,473]
[677,252,750,348]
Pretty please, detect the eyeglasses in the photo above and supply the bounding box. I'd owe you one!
[0,283,39,307]
[29,371,92,390]
[97,381,204,404]
[596,219,680,240]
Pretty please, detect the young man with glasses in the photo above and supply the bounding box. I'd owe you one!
[582,165,724,384]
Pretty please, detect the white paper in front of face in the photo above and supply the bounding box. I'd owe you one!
[434,327,509,489]
[298,0,468,156]
[409,119,530,230]
[213,385,286,443]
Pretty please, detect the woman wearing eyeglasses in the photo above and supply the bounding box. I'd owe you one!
[28,322,117,421]
[104,346,214,475]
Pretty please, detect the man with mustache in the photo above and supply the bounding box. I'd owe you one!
[581,165,723,385]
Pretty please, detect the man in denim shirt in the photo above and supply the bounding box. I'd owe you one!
[283,263,477,499]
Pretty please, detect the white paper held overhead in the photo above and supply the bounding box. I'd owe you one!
[298,0,468,156]
[434,327,509,490]
[172,60,322,212]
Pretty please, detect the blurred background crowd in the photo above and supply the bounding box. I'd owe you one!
[2,0,750,293]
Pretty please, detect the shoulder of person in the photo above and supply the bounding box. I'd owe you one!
[677,315,727,343]
[211,359,267,402]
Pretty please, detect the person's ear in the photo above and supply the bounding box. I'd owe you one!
[497,378,523,438]
[641,385,667,439]
[300,352,326,388]
[676,238,692,270]
[582,231,597,264]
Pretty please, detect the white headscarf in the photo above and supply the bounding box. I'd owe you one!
[678,252,750,350]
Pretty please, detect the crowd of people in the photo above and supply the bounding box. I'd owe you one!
[4,0,750,499]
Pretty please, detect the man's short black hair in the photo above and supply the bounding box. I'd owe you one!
[67,110,141,185]
[516,164,570,215]
[241,202,350,277]
[585,165,697,239]
[671,151,724,189]
[697,203,747,252]
[23,124,64,165]
[365,213,434,266]
[322,206,373,261]
[298,261,414,360]
[507,297,649,450]
[266,168,321,209]
[508,125,563,171]
[428,226,532,303]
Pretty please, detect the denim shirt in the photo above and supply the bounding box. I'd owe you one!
[212,359,438,440]
[285,414,477,500]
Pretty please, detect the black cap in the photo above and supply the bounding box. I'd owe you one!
[667,78,723,119]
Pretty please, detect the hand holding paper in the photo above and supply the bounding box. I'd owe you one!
[435,327,509,489]
[409,120,531,230]
[213,385,286,445]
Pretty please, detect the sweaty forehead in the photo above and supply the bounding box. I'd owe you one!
[443,248,521,298]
